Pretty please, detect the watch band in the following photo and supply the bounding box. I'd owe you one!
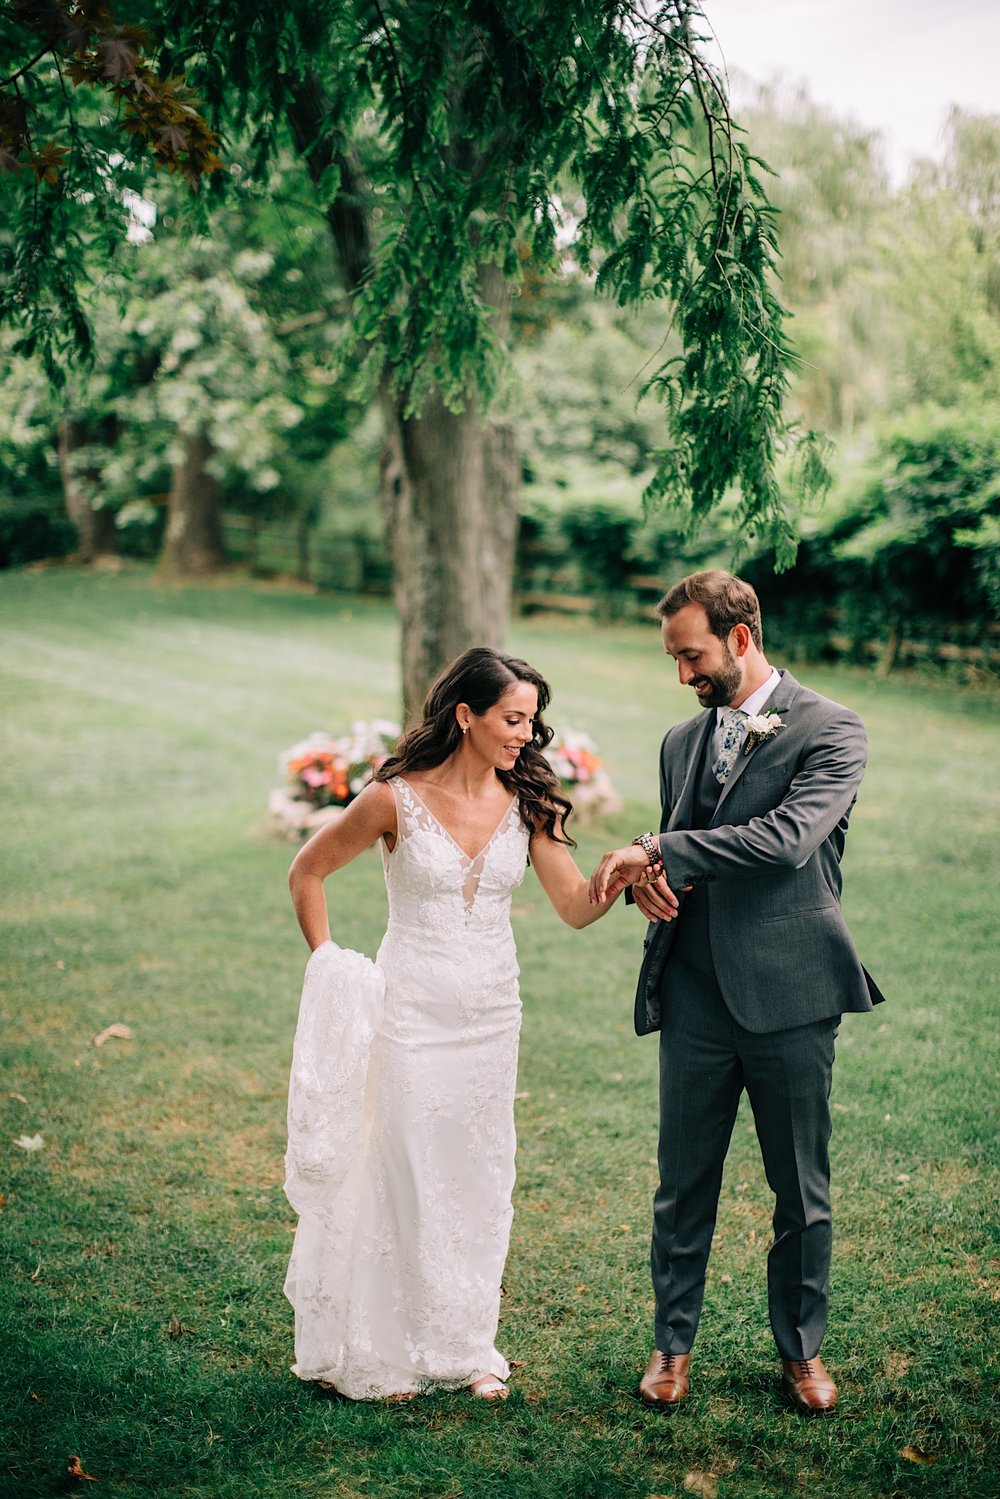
[632,831,662,869]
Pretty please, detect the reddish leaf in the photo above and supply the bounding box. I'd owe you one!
[97,37,138,82]
[66,1454,98,1481]
[158,125,189,156]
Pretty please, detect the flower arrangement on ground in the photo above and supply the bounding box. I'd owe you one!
[270,720,400,838]
[543,728,622,819]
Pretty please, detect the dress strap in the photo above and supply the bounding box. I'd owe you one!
[385,775,418,842]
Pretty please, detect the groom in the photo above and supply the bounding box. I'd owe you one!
[590,570,884,1416]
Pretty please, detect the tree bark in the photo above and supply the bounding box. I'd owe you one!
[58,416,119,562]
[380,386,520,721]
[160,432,226,577]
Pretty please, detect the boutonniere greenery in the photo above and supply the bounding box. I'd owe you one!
[743,710,785,754]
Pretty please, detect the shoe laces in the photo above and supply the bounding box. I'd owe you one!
[789,1358,817,1379]
[659,1353,684,1372]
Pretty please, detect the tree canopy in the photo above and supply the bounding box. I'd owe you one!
[2,0,830,564]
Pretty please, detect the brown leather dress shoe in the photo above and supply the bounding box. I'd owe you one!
[781,1356,838,1415]
[639,1350,691,1410]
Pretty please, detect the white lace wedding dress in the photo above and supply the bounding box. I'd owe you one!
[283,775,530,1398]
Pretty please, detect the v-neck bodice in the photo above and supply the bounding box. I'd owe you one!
[399,777,518,868]
[382,776,529,923]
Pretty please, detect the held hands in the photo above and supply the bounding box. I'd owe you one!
[588,844,682,920]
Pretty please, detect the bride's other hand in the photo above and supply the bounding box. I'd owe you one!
[587,843,648,903]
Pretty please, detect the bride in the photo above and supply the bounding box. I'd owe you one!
[284,646,621,1401]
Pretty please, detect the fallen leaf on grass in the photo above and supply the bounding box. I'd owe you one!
[683,1474,718,1499]
[30,1390,45,1403]
[900,1446,938,1465]
[92,1023,133,1048]
[14,1134,44,1152]
[66,1454,98,1481]
[30,1261,42,1282]
[0,1194,6,1212]
[9,1092,28,1104]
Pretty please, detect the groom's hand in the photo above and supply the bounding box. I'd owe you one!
[632,873,682,923]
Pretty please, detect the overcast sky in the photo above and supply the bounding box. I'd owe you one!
[700,0,1000,181]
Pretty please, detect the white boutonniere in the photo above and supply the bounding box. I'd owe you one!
[743,710,785,754]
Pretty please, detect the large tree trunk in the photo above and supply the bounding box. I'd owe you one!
[379,263,519,718]
[58,416,119,562]
[380,387,520,721]
[160,432,226,577]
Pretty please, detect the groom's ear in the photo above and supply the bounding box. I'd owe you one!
[730,623,753,657]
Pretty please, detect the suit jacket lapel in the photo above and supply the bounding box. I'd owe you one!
[713,670,800,819]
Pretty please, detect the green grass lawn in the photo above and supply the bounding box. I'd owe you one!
[1,565,997,1499]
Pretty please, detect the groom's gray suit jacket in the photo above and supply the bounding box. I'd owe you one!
[635,669,884,1036]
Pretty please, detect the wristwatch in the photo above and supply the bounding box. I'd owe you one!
[632,831,663,871]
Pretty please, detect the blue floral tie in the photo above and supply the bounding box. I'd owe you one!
[712,708,745,785]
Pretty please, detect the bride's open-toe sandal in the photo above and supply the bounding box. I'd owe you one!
[469,1375,509,1401]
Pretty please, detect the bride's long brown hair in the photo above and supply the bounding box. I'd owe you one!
[374,647,575,845]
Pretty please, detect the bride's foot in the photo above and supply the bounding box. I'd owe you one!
[469,1375,508,1401]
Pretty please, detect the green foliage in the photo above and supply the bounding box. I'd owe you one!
[836,405,1000,625]
[734,86,894,436]
[741,403,1000,666]
[4,0,830,550]
[0,0,222,382]
[0,500,75,567]
[1,157,360,552]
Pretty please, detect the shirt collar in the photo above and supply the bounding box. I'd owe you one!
[717,667,781,727]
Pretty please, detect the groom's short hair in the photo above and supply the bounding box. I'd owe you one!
[657,570,763,651]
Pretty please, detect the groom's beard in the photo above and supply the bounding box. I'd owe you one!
[692,644,742,709]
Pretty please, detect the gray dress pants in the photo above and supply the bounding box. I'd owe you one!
[653,953,839,1360]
